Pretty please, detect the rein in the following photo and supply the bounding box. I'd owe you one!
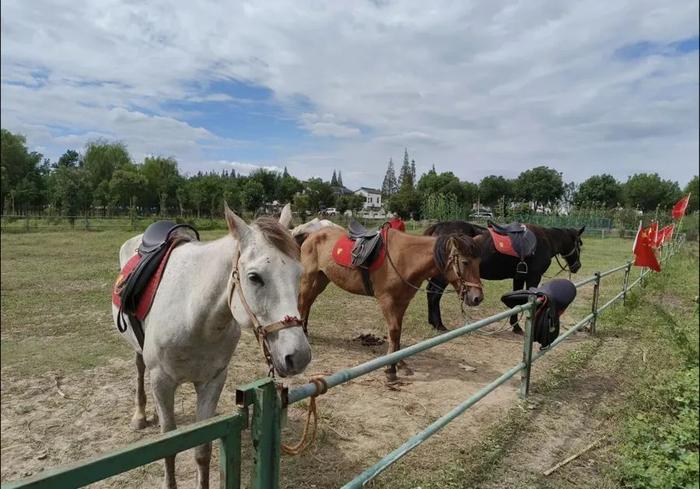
[383,225,483,297]
[227,249,304,377]
[551,241,580,279]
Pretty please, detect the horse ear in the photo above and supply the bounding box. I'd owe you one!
[578,226,586,236]
[224,201,251,244]
[279,203,293,229]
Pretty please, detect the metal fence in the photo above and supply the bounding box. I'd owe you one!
[0,236,685,489]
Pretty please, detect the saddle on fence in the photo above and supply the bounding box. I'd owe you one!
[332,220,388,296]
[487,221,537,274]
[500,279,577,348]
[113,221,199,351]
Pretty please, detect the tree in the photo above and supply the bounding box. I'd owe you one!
[335,194,365,215]
[304,178,335,211]
[479,176,514,208]
[684,175,698,213]
[1,129,46,212]
[388,187,422,219]
[248,168,279,203]
[623,173,682,211]
[330,170,338,186]
[381,158,398,198]
[278,175,303,204]
[141,156,180,215]
[398,149,413,189]
[515,166,564,210]
[283,166,290,178]
[240,179,265,213]
[56,149,80,168]
[48,165,92,220]
[82,140,131,191]
[109,166,147,209]
[410,159,416,184]
[574,174,622,208]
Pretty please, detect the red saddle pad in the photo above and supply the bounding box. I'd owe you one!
[112,243,178,321]
[332,228,388,271]
[488,228,519,258]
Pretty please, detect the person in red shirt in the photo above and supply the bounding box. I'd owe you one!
[388,216,406,232]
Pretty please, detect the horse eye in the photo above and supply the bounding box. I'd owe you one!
[248,273,264,286]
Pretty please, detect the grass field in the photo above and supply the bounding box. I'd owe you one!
[0,228,694,487]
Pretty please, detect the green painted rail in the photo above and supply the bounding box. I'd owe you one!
[2,412,246,489]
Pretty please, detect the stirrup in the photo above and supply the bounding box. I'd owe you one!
[516,261,528,275]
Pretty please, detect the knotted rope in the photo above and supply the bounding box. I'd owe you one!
[281,377,328,455]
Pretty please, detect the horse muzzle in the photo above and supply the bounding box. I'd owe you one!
[461,281,484,307]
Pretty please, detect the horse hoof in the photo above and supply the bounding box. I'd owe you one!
[435,324,448,332]
[512,326,524,335]
[131,416,147,430]
[385,371,399,383]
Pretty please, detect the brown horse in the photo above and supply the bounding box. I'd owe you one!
[298,225,484,381]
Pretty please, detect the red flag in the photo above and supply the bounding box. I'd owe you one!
[633,224,661,272]
[649,221,659,249]
[656,224,675,247]
[672,193,691,219]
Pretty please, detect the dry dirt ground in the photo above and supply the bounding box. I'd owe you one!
[0,231,631,488]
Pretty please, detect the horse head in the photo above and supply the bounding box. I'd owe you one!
[439,233,484,307]
[224,203,311,377]
[561,226,585,273]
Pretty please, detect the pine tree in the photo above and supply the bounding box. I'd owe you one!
[398,149,412,190]
[411,159,416,186]
[337,171,343,187]
[381,158,398,198]
[283,166,290,178]
[331,170,338,186]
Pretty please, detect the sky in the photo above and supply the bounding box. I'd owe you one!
[1,1,698,189]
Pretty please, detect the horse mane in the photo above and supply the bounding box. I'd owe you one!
[253,217,301,260]
[433,233,481,271]
[424,220,487,238]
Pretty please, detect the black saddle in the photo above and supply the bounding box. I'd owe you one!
[501,279,577,348]
[488,220,537,265]
[347,220,385,296]
[117,221,199,348]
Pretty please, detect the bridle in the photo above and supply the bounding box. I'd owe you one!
[443,236,484,304]
[554,239,581,275]
[227,248,304,377]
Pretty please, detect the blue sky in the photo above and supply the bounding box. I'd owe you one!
[1,1,698,188]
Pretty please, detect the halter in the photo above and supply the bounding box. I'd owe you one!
[444,237,484,303]
[554,239,581,275]
[227,248,304,377]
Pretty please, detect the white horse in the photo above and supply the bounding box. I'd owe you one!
[112,203,311,489]
[290,217,342,245]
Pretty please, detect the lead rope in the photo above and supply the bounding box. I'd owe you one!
[281,377,328,455]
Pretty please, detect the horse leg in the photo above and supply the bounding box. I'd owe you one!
[511,276,526,334]
[379,297,411,382]
[151,369,178,489]
[427,276,448,331]
[130,352,148,429]
[193,367,228,489]
[298,271,329,332]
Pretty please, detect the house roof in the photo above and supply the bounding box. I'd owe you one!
[355,187,382,194]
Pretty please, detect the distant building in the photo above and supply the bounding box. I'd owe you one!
[354,187,387,219]
[332,185,354,196]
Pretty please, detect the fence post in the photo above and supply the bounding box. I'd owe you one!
[590,272,601,334]
[622,262,631,304]
[236,378,281,489]
[519,297,536,399]
[219,416,243,489]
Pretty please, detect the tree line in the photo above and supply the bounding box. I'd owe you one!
[382,148,698,219]
[1,128,697,221]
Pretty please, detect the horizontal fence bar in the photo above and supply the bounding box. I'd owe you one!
[341,362,526,489]
[532,312,595,362]
[288,304,531,404]
[598,261,631,278]
[2,413,245,489]
[573,275,599,287]
[597,289,626,314]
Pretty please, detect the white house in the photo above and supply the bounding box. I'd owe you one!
[354,187,387,219]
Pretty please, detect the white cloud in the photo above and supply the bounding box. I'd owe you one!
[1,0,697,188]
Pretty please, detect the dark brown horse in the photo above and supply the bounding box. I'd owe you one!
[298,225,484,381]
[424,221,584,332]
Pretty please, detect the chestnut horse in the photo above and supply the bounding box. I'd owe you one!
[298,225,484,381]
